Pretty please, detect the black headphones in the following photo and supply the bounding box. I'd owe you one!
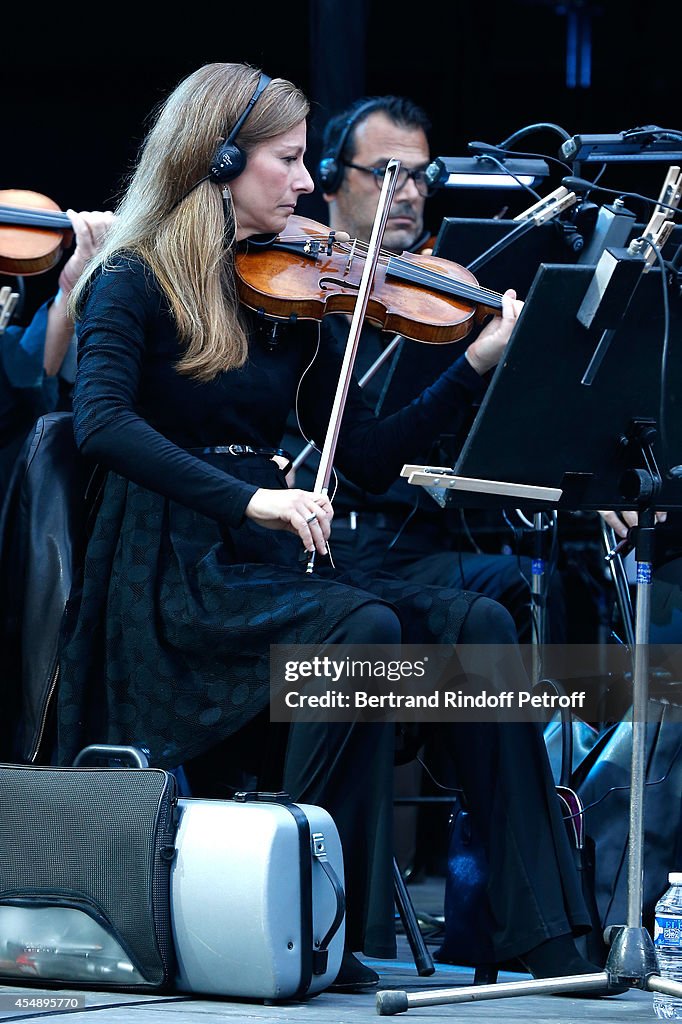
[209,72,273,184]
[317,99,383,194]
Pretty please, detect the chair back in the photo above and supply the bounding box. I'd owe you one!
[0,413,92,763]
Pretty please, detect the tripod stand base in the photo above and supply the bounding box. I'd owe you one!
[375,971,612,1014]
[605,924,658,986]
[605,924,682,1000]
[375,927,678,1015]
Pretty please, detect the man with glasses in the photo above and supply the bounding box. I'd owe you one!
[276,97,621,990]
[286,95,566,647]
[316,96,434,257]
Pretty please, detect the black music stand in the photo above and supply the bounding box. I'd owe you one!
[377,261,682,1013]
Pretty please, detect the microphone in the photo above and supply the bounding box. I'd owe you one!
[560,176,682,217]
[561,175,600,193]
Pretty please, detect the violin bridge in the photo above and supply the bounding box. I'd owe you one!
[303,238,322,256]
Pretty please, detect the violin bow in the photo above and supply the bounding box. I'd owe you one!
[305,158,402,573]
[291,333,402,473]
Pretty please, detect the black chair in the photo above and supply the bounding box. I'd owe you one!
[0,412,93,764]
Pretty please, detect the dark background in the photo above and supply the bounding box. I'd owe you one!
[1,0,678,316]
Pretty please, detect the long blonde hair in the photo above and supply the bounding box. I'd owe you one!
[69,63,309,380]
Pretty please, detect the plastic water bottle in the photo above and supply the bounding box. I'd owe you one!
[654,873,682,1018]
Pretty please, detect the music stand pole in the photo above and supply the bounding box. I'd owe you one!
[531,511,547,684]
[376,495,682,1017]
[601,520,637,648]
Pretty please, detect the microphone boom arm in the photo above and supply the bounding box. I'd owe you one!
[467,186,578,275]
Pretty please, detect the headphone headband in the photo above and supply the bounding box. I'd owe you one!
[210,72,273,184]
[225,72,272,148]
[317,99,384,193]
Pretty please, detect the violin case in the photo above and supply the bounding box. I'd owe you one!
[0,752,178,992]
[170,791,346,1000]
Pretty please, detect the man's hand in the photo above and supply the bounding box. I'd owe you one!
[43,209,115,376]
[599,509,667,540]
[464,288,523,375]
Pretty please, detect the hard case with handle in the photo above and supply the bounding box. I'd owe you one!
[170,790,345,1000]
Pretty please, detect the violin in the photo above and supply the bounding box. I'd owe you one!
[235,215,504,344]
[0,189,73,275]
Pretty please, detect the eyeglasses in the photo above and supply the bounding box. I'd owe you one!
[343,161,433,197]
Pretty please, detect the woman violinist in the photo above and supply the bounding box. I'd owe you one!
[58,62,615,993]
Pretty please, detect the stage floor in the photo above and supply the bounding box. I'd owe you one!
[0,876,657,1024]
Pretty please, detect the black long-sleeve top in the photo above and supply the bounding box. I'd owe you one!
[72,253,487,526]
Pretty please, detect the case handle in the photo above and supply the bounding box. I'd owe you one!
[72,744,150,769]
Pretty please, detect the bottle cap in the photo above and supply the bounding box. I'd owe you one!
[669,872,682,884]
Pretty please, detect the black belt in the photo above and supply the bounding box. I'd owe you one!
[195,445,293,474]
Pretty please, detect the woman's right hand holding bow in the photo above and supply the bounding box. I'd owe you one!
[246,488,333,554]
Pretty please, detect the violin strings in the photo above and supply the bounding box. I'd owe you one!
[389,257,504,306]
[345,240,504,307]
[0,206,71,228]
[330,236,504,306]
[274,231,506,307]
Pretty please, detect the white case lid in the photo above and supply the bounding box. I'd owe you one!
[669,872,682,884]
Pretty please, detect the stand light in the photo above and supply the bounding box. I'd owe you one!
[424,156,550,191]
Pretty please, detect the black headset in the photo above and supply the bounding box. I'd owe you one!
[317,99,384,194]
[209,72,273,184]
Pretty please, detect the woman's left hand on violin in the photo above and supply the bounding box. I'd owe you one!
[464,288,523,376]
[58,209,116,296]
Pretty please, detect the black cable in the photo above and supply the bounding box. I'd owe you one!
[167,174,211,215]
[459,508,484,555]
[386,494,419,552]
[561,177,682,219]
[500,508,543,643]
[415,750,464,798]
[470,152,542,203]
[560,733,682,823]
[454,509,484,590]
[586,163,608,187]
[640,236,681,480]
[456,542,466,589]
[416,711,682,826]
[469,141,574,177]
[498,122,572,148]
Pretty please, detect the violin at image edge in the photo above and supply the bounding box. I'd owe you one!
[235,215,504,345]
[0,189,73,275]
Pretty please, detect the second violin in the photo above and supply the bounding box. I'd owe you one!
[0,189,73,275]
